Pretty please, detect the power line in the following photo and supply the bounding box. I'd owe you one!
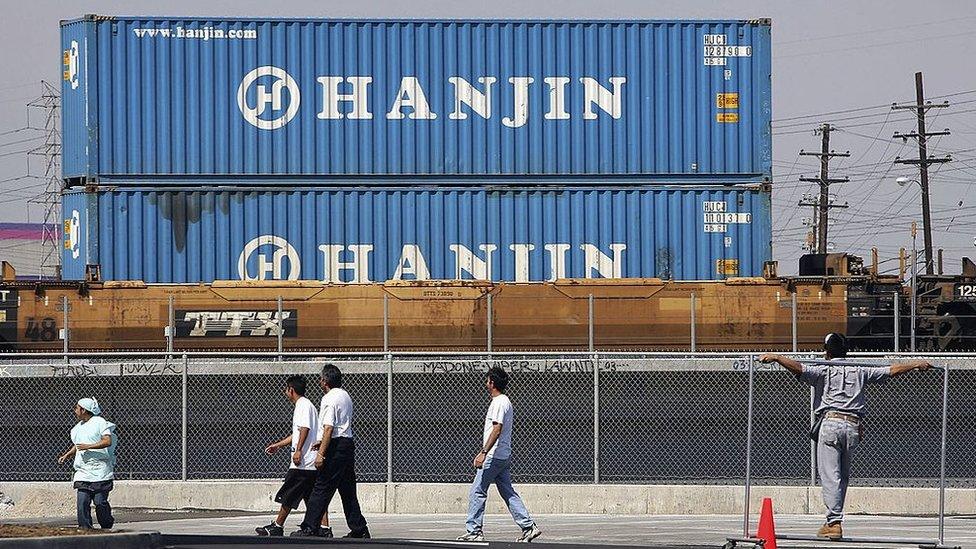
[778,30,973,60]
[773,104,893,124]
[0,135,46,149]
[772,109,911,130]
[774,15,976,46]
[0,126,42,137]
[772,88,976,124]
[772,153,805,228]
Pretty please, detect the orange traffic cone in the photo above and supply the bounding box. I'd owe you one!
[755,497,777,549]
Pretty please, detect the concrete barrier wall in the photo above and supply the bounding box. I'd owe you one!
[3,481,975,519]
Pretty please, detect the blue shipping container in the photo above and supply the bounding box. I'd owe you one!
[60,16,771,181]
[61,184,771,282]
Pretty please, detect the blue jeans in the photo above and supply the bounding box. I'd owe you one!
[817,418,861,524]
[465,457,533,534]
[76,482,114,529]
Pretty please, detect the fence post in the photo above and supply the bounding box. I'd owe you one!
[910,248,917,352]
[809,388,816,487]
[791,292,798,351]
[181,352,188,482]
[487,292,493,353]
[276,295,284,361]
[61,294,69,363]
[167,296,174,358]
[383,294,390,352]
[387,352,394,484]
[690,293,696,353]
[593,348,601,485]
[893,291,900,352]
[939,361,949,545]
[385,294,393,484]
[590,294,599,484]
[588,294,594,352]
[796,293,815,486]
[743,353,755,537]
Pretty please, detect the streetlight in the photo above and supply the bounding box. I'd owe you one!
[893,171,940,276]
[894,175,925,349]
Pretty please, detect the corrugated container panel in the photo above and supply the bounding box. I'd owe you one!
[61,16,772,180]
[61,184,771,282]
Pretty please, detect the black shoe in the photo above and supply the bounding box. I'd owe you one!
[343,528,371,539]
[316,527,334,538]
[256,522,284,536]
[290,527,318,537]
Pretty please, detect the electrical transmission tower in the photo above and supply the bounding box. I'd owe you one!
[26,81,62,279]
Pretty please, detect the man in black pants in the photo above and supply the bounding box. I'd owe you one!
[291,364,370,538]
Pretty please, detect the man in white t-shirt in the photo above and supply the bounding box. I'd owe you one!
[57,397,117,530]
[457,367,541,543]
[291,364,370,539]
[255,376,331,537]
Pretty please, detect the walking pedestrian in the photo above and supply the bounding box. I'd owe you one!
[760,333,931,539]
[57,398,117,530]
[291,364,370,539]
[457,366,541,543]
[255,375,331,537]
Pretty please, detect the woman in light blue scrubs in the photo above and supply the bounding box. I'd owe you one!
[58,398,117,529]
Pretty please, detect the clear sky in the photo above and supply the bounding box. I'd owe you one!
[1,0,975,276]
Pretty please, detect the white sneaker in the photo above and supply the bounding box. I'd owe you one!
[516,524,541,543]
[456,531,485,542]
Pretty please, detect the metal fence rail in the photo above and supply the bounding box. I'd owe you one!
[18,289,976,354]
[1,352,972,490]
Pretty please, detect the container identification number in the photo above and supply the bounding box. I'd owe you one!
[955,284,976,301]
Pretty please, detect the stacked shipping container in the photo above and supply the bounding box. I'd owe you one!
[60,16,772,282]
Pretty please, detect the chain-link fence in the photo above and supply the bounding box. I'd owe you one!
[1,352,973,488]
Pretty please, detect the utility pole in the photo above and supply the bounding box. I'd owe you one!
[799,123,849,253]
[799,193,819,252]
[893,72,951,275]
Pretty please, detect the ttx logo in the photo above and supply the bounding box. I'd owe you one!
[177,310,298,338]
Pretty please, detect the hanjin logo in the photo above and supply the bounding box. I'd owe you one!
[236,65,627,131]
[63,40,80,90]
[177,310,298,337]
[64,209,80,259]
[237,66,300,130]
[238,235,301,280]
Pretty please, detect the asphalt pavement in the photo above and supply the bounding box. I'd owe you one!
[109,512,976,548]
